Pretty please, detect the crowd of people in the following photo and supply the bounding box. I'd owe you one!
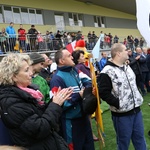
[0,23,149,150]
[0,42,149,150]
[0,22,146,54]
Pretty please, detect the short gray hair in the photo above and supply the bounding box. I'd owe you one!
[111,43,124,59]
[0,53,31,85]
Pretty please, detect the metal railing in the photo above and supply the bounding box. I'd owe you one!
[0,34,147,54]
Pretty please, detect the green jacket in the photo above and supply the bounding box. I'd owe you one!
[32,75,50,103]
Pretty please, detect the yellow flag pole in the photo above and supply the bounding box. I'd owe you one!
[90,62,105,149]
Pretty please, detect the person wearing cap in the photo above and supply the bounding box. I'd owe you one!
[29,52,50,103]
[28,25,38,51]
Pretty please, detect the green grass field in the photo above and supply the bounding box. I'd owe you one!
[92,94,150,150]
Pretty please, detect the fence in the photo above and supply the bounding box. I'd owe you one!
[0,33,148,54]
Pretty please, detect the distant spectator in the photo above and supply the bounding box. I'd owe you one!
[37,31,45,50]
[139,38,144,48]
[108,33,113,47]
[49,32,55,50]
[92,31,97,47]
[18,24,26,52]
[71,32,76,41]
[123,38,127,47]
[28,25,38,51]
[134,37,139,48]
[55,30,62,48]
[87,31,93,50]
[100,31,105,49]
[0,28,9,53]
[76,31,82,41]
[113,35,119,43]
[6,22,16,51]
[67,32,72,44]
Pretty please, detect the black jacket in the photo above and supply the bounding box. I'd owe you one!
[0,85,63,150]
[128,54,142,75]
[39,68,51,86]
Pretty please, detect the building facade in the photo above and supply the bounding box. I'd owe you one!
[0,0,140,38]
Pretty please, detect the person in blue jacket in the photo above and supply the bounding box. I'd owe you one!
[6,22,16,52]
[50,49,95,150]
[99,52,107,71]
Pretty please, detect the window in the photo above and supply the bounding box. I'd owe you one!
[36,10,43,24]
[0,6,3,23]
[21,8,29,24]
[1,5,43,25]
[3,6,13,23]
[94,16,105,28]
[69,13,83,26]
[13,7,21,24]
[29,9,36,24]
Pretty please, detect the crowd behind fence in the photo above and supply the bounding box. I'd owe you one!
[0,33,148,54]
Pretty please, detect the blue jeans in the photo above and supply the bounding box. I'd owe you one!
[112,111,147,150]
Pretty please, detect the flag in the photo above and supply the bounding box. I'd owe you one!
[92,36,101,59]
[136,0,150,46]
[66,40,76,54]
[90,62,105,149]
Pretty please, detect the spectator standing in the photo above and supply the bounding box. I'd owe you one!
[72,50,99,141]
[37,31,45,50]
[87,31,93,50]
[75,31,82,41]
[92,31,97,48]
[128,36,134,51]
[99,52,107,71]
[127,48,142,88]
[98,43,147,150]
[28,25,38,51]
[55,30,62,48]
[29,53,50,103]
[18,24,26,52]
[139,38,144,48]
[108,33,113,47]
[71,32,76,41]
[50,49,95,150]
[123,38,127,47]
[67,32,72,44]
[0,28,9,53]
[146,48,150,79]
[39,54,52,87]
[136,47,150,96]
[45,31,50,50]
[113,35,119,43]
[6,22,16,51]
[0,53,72,150]
[49,32,55,50]
[134,37,139,48]
[100,31,105,49]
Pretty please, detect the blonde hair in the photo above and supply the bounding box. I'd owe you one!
[0,53,31,85]
[0,146,27,150]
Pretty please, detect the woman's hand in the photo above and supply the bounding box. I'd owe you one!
[53,87,73,106]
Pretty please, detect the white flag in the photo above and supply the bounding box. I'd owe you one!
[92,36,101,59]
[136,0,150,46]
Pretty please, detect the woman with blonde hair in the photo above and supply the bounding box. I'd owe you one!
[0,53,72,150]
